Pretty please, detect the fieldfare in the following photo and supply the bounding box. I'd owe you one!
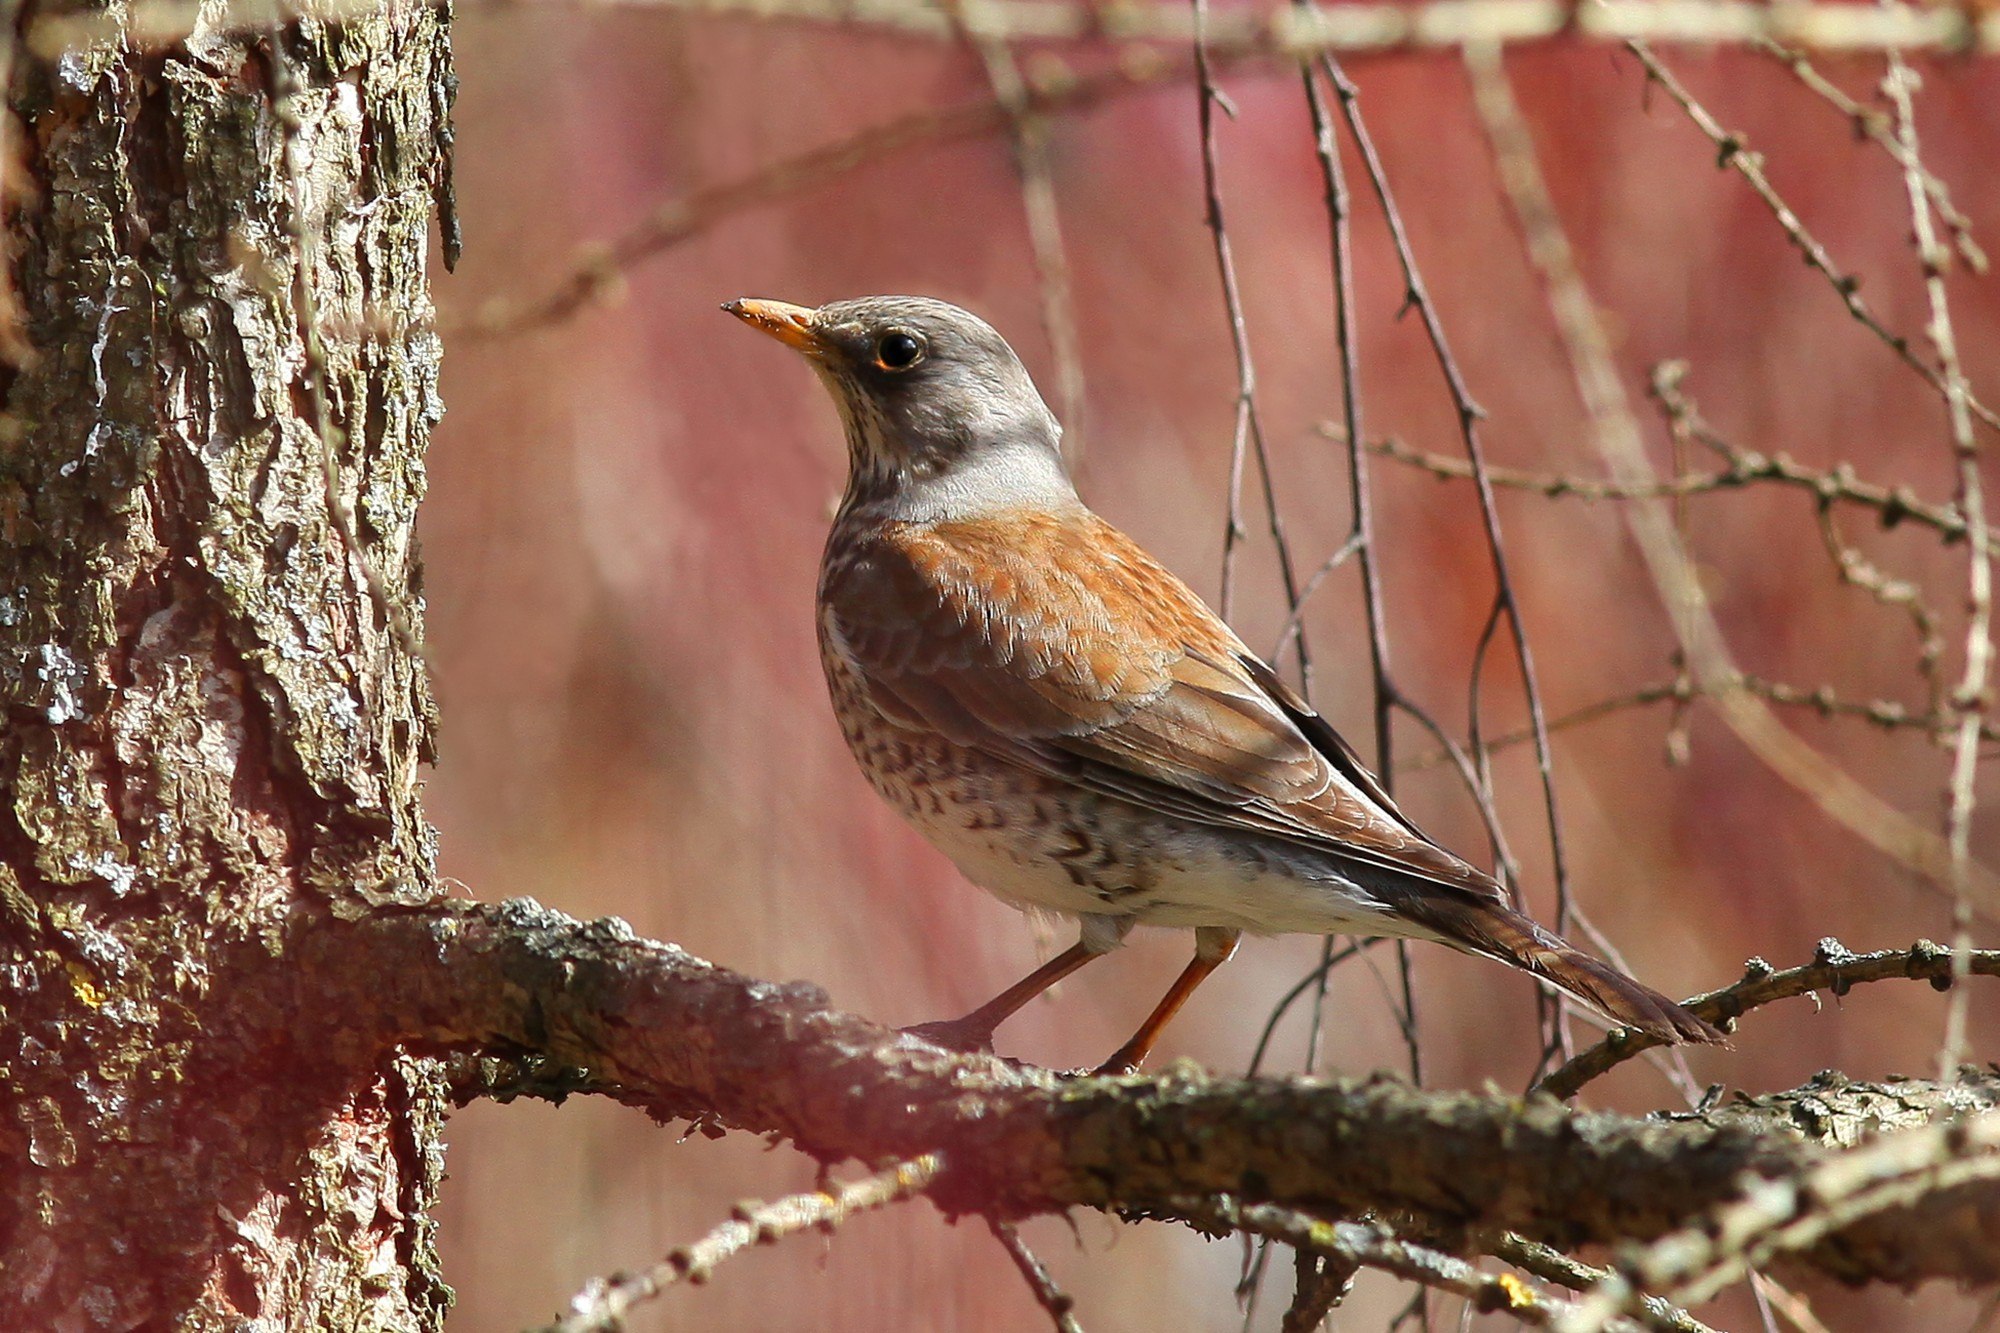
[726,294,1722,1072]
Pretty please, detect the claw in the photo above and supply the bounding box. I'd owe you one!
[900,1018,996,1053]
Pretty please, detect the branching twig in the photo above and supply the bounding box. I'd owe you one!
[1488,1235,1717,1333]
[1880,41,1992,1081]
[545,1153,945,1333]
[1292,34,1422,1089]
[1558,1111,2000,1331]
[1616,35,2000,436]
[1192,1,1309,675]
[1323,50,1576,1069]
[450,50,1230,340]
[1538,938,2000,1099]
[1464,35,2000,919]
[1186,1200,1591,1330]
[1753,37,1985,273]
[36,0,2000,59]
[1398,673,2000,775]
[1366,429,1990,550]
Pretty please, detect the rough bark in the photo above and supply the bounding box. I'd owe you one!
[0,4,451,1327]
[298,899,2000,1290]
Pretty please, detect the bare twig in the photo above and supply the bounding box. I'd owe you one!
[1813,502,1947,715]
[1464,35,2000,919]
[1753,37,1985,273]
[1192,1,1309,674]
[1281,1244,1357,1332]
[1399,673,2000,776]
[1617,36,2000,436]
[450,50,1227,340]
[1879,43,1991,1081]
[1488,1235,1717,1333]
[1749,1272,1837,1333]
[942,3,1089,463]
[1538,938,2000,1100]
[545,1153,945,1333]
[1325,50,1575,1066]
[36,0,2000,59]
[1187,1200,1594,1330]
[1292,35,1424,1089]
[1366,426,1990,550]
[1558,1111,2000,1331]
[989,1220,1086,1333]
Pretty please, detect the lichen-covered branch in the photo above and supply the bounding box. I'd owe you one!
[266,899,2000,1290]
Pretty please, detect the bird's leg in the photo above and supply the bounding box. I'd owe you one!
[1093,927,1242,1075]
[903,940,1103,1053]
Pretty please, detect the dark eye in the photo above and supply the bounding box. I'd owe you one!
[874,330,925,371]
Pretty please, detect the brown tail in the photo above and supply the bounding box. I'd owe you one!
[1404,895,1724,1045]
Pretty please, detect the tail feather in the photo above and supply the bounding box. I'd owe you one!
[1401,895,1725,1045]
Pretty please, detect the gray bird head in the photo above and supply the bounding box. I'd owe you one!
[726,295,1075,519]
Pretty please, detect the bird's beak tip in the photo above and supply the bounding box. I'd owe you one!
[724,297,822,355]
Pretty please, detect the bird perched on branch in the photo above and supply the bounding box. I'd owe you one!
[727,293,1722,1072]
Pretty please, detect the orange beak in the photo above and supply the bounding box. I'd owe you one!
[723,298,824,356]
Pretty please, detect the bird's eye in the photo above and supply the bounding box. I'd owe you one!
[873,330,925,371]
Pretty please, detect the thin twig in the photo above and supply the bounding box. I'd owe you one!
[1537,938,2000,1100]
[1326,50,1574,1066]
[1192,2,1310,682]
[32,0,2000,59]
[1366,427,1991,549]
[450,50,1234,340]
[1464,34,2000,923]
[1489,1235,1718,1333]
[943,3,1089,464]
[1752,37,1985,274]
[1616,35,2000,436]
[1398,673,2000,775]
[1879,40,1991,1082]
[1750,1272,1837,1333]
[1294,34,1418,1090]
[1185,1200,1604,1330]
[544,1153,944,1333]
[1557,1111,2000,1331]
[989,1220,1086,1333]
[1282,1245,1358,1332]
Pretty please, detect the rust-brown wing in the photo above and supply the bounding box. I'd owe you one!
[822,509,1501,899]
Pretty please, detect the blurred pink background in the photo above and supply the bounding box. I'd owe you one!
[422,12,1999,1330]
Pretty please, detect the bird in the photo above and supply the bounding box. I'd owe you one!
[725,293,1723,1073]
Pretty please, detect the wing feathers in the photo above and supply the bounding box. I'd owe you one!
[825,510,1493,895]
[822,508,1723,1045]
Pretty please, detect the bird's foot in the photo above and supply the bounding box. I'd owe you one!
[1086,1047,1144,1077]
[900,1017,997,1055]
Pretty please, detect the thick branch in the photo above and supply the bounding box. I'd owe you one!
[278,899,2000,1288]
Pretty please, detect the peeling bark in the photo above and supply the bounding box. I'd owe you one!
[0,5,451,1327]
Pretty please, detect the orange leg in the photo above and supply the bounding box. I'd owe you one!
[904,940,1104,1053]
[1095,928,1242,1074]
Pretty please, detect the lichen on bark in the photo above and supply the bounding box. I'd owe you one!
[0,2,453,1326]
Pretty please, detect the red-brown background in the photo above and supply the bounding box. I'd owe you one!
[422,12,1999,1329]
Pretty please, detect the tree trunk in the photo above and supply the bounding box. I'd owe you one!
[0,4,453,1326]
